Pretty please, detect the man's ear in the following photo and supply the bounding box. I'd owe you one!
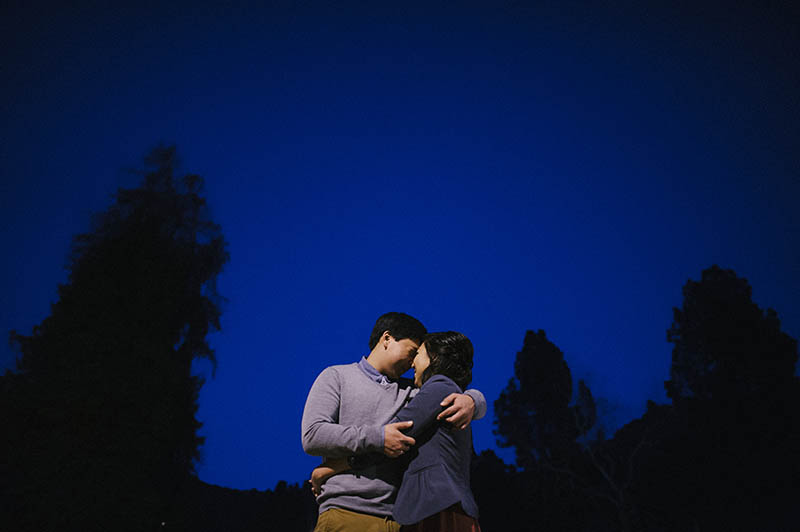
[383,331,392,349]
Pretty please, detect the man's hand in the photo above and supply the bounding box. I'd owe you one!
[437,393,475,430]
[384,420,415,457]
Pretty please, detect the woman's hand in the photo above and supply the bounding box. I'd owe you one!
[309,465,335,497]
[309,457,350,497]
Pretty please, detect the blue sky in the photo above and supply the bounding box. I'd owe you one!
[2,1,798,490]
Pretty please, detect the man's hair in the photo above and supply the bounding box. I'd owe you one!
[420,331,473,390]
[368,312,427,350]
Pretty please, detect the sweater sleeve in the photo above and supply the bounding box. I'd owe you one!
[300,367,384,457]
[464,388,487,420]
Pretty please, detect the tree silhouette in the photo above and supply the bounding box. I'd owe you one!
[469,450,526,532]
[484,268,800,531]
[165,478,318,532]
[665,265,797,402]
[491,330,609,530]
[2,146,229,531]
[657,265,800,529]
[494,330,665,531]
[494,329,596,470]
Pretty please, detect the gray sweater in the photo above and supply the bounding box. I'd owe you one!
[301,362,485,517]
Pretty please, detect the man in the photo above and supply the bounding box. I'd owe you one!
[301,312,486,532]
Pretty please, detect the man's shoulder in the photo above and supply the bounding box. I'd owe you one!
[322,362,359,372]
[315,362,361,381]
[314,363,417,391]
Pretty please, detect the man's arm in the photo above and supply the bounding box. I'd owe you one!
[465,389,487,419]
[301,367,384,457]
[435,387,487,430]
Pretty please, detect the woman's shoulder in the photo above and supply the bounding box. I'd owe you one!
[420,374,463,394]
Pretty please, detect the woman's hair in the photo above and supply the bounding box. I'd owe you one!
[420,331,473,390]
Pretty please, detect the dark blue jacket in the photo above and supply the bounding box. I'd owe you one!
[390,374,479,525]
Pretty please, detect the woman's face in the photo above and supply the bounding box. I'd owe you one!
[412,343,431,387]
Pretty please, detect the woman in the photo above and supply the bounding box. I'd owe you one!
[311,331,481,532]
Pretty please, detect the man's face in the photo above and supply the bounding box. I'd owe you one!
[384,335,420,379]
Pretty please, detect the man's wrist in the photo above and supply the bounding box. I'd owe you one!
[464,389,486,419]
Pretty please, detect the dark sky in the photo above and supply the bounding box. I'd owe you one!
[2,1,798,490]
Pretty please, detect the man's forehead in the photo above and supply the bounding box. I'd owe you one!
[398,338,420,349]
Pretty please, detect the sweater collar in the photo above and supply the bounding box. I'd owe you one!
[358,356,391,385]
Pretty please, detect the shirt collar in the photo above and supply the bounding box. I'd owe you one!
[358,356,391,385]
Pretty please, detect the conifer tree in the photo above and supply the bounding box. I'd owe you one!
[4,146,229,531]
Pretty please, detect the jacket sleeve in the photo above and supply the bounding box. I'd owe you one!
[418,386,485,420]
[300,367,384,457]
[350,376,460,470]
[391,375,461,439]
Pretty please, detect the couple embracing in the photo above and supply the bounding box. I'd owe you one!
[301,312,483,532]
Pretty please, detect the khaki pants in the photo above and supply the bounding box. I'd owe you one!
[315,507,401,532]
